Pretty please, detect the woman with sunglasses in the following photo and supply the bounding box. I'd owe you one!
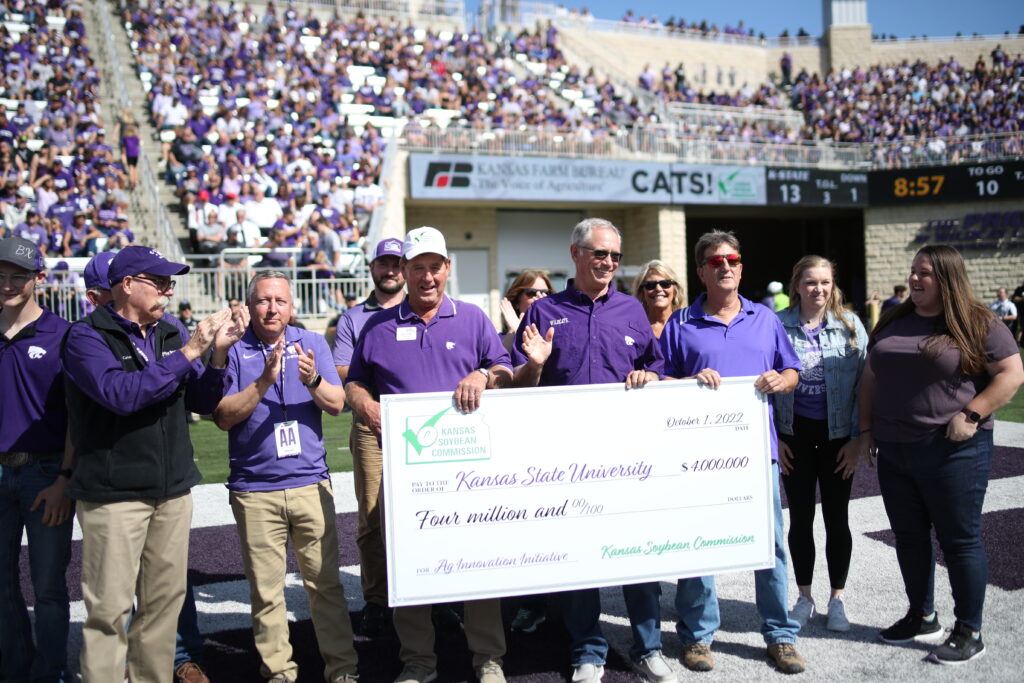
[773,256,867,632]
[846,245,1022,664]
[632,260,684,338]
[499,269,554,355]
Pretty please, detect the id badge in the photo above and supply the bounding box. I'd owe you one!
[274,420,302,458]
[396,326,417,341]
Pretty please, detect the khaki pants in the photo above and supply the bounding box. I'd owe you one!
[230,480,357,682]
[78,492,192,683]
[394,599,505,671]
[350,412,387,606]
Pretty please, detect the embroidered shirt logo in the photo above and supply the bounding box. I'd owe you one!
[549,317,569,326]
[27,345,46,359]
[624,335,635,346]
[445,341,456,350]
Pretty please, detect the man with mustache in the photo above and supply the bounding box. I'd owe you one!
[62,245,245,682]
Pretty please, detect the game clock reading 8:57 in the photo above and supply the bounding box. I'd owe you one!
[869,161,1024,205]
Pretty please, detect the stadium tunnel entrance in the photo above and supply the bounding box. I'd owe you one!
[683,206,867,313]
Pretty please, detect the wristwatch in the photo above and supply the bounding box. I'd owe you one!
[961,407,982,424]
[305,373,323,389]
[59,468,73,479]
[476,367,490,379]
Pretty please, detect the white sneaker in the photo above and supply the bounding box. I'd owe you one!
[636,651,676,682]
[571,663,604,683]
[827,596,851,631]
[789,594,816,627]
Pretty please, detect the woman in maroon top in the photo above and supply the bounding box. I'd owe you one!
[848,245,1023,665]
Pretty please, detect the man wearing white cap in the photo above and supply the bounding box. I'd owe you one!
[344,228,512,683]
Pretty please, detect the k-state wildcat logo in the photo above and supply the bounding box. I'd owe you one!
[424,162,473,188]
[27,345,46,359]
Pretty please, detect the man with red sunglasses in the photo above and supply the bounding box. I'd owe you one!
[659,230,806,675]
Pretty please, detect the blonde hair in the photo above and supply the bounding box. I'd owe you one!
[632,259,684,313]
[787,255,856,341]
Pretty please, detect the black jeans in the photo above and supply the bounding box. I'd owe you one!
[779,414,853,589]
[877,429,993,631]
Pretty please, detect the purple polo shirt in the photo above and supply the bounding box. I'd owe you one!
[511,279,663,387]
[0,309,70,453]
[62,305,228,418]
[331,292,401,368]
[659,293,801,461]
[223,326,339,492]
[345,296,511,397]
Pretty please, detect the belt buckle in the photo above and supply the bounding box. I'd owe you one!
[0,452,30,467]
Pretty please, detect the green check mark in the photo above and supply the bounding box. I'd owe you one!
[402,406,452,454]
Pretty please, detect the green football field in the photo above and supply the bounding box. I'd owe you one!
[190,412,354,485]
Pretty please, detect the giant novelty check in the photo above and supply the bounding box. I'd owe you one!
[380,377,775,606]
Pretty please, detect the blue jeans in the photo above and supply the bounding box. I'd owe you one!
[0,460,73,682]
[561,582,663,666]
[175,577,204,668]
[675,464,799,646]
[877,429,993,632]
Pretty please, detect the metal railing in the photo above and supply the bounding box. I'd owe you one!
[399,123,1024,169]
[242,0,465,23]
[870,32,1023,46]
[668,102,805,130]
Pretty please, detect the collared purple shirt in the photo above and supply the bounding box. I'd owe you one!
[345,295,511,397]
[0,309,70,453]
[659,293,800,460]
[223,325,338,492]
[331,292,402,369]
[62,304,228,417]
[511,279,663,387]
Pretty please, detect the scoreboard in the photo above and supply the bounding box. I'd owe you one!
[868,161,1024,205]
[766,168,869,207]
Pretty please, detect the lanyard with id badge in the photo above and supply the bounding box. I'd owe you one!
[262,342,301,458]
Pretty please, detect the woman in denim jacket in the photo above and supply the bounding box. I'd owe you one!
[774,255,867,633]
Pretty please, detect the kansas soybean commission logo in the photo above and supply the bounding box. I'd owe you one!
[402,406,492,464]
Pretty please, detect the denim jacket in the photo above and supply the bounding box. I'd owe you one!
[773,308,868,440]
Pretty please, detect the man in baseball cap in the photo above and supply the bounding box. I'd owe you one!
[344,227,512,682]
[331,236,406,637]
[0,237,74,682]
[82,251,116,308]
[61,244,246,681]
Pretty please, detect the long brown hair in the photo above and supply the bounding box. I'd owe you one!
[787,255,857,342]
[503,269,555,331]
[872,245,995,375]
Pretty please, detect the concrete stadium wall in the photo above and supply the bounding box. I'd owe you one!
[864,199,1024,303]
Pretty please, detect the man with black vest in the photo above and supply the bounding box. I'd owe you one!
[61,246,245,683]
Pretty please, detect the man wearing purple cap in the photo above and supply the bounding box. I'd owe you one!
[61,245,246,683]
[345,227,512,683]
[82,250,116,312]
[213,270,358,683]
[333,237,405,636]
[0,237,74,682]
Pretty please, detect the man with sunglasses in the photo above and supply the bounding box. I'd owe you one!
[659,230,805,674]
[511,218,670,683]
[61,245,246,682]
[0,237,74,682]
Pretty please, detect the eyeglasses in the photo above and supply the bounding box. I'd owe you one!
[703,253,742,268]
[0,273,34,288]
[133,275,176,292]
[522,288,550,298]
[579,245,623,263]
[641,279,676,291]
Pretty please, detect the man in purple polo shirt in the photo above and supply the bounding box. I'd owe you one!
[213,270,358,683]
[333,237,405,637]
[0,237,74,682]
[62,246,245,683]
[659,230,805,674]
[345,227,512,683]
[510,218,669,683]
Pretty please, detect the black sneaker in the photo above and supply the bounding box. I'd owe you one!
[879,609,944,644]
[927,622,986,665]
[510,605,546,633]
[359,601,391,637]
